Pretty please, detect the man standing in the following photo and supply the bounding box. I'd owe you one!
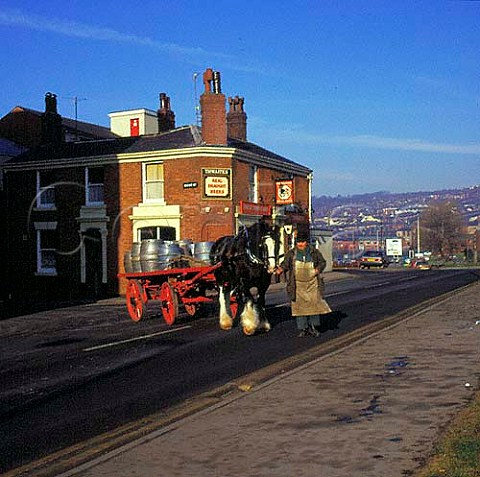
[276,224,331,336]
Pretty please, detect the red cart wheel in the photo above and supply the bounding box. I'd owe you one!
[160,282,179,325]
[126,280,145,322]
[184,303,197,317]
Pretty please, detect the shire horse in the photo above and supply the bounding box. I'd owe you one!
[210,221,279,335]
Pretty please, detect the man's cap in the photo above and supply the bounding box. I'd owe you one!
[296,224,310,241]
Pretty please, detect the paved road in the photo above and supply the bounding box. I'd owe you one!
[2,272,480,477]
[58,281,480,477]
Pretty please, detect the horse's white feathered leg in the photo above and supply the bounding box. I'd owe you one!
[218,286,233,330]
[240,299,260,335]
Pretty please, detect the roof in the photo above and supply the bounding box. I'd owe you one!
[2,106,117,140]
[6,126,201,164]
[5,125,311,175]
[0,137,25,157]
[62,117,118,139]
[228,137,311,172]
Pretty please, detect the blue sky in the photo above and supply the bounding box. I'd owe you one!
[1,0,479,196]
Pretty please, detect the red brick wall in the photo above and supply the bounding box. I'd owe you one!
[114,162,142,294]
[0,108,43,147]
[167,156,235,241]
[294,176,310,211]
[233,161,251,204]
[258,168,276,208]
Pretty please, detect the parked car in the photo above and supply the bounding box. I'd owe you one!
[333,257,359,268]
[412,259,431,270]
[359,251,389,269]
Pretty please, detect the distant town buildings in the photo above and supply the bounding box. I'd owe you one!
[312,187,480,261]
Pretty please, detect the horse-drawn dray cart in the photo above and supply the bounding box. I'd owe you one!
[119,222,279,334]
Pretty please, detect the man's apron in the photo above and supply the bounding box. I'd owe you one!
[291,260,332,317]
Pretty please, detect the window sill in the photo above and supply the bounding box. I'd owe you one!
[33,207,57,212]
[143,199,166,205]
[35,271,58,277]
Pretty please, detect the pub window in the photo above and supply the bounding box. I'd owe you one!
[143,163,164,201]
[37,228,57,274]
[248,165,258,203]
[138,226,176,241]
[86,167,104,205]
[36,170,56,209]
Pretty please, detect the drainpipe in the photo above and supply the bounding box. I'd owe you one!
[307,172,313,224]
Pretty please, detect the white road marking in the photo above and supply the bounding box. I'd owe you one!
[370,281,392,288]
[82,325,192,352]
[326,290,352,297]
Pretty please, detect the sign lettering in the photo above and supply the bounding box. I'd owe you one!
[202,168,232,200]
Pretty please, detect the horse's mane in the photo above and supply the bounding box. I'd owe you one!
[210,222,277,267]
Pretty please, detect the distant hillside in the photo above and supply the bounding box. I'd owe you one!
[312,185,480,219]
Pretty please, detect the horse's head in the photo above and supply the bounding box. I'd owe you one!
[243,222,279,273]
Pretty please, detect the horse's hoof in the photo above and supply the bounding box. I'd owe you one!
[220,316,233,330]
[242,326,256,336]
[264,322,271,332]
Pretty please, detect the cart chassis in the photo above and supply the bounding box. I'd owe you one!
[119,263,238,324]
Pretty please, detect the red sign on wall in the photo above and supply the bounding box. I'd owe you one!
[275,180,294,204]
[239,201,272,216]
[130,118,140,136]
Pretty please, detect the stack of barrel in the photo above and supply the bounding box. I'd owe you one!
[124,239,215,273]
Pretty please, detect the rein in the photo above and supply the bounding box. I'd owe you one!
[235,224,280,270]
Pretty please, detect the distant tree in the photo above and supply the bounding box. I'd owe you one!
[419,201,463,256]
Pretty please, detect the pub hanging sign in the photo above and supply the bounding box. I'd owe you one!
[202,168,232,200]
[275,179,294,205]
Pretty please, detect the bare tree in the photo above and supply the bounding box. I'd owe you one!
[420,201,463,256]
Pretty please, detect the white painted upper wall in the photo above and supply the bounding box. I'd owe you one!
[108,109,158,137]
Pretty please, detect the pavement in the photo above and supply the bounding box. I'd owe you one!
[49,278,480,477]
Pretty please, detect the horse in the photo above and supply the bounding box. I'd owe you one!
[210,221,280,335]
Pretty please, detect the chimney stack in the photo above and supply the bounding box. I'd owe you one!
[200,68,227,145]
[41,92,64,145]
[157,92,176,132]
[227,96,247,141]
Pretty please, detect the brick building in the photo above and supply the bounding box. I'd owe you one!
[0,94,118,147]
[3,69,313,310]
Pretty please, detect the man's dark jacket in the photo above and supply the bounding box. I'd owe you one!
[279,245,327,301]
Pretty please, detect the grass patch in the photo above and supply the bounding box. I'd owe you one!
[415,390,480,477]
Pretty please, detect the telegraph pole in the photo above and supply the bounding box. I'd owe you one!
[417,215,421,254]
[193,73,201,126]
[72,96,87,140]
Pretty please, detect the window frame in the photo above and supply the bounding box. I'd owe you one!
[85,166,105,206]
[137,226,176,241]
[35,222,58,275]
[36,170,56,209]
[248,164,258,203]
[143,162,165,203]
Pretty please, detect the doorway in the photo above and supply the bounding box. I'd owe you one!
[84,228,103,297]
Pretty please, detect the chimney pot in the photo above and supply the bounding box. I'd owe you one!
[45,92,58,114]
[203,68,214,93]
[227,96,247,141]
[41,92,63,144]
[157,92,175,132]
[213,71,222,93]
